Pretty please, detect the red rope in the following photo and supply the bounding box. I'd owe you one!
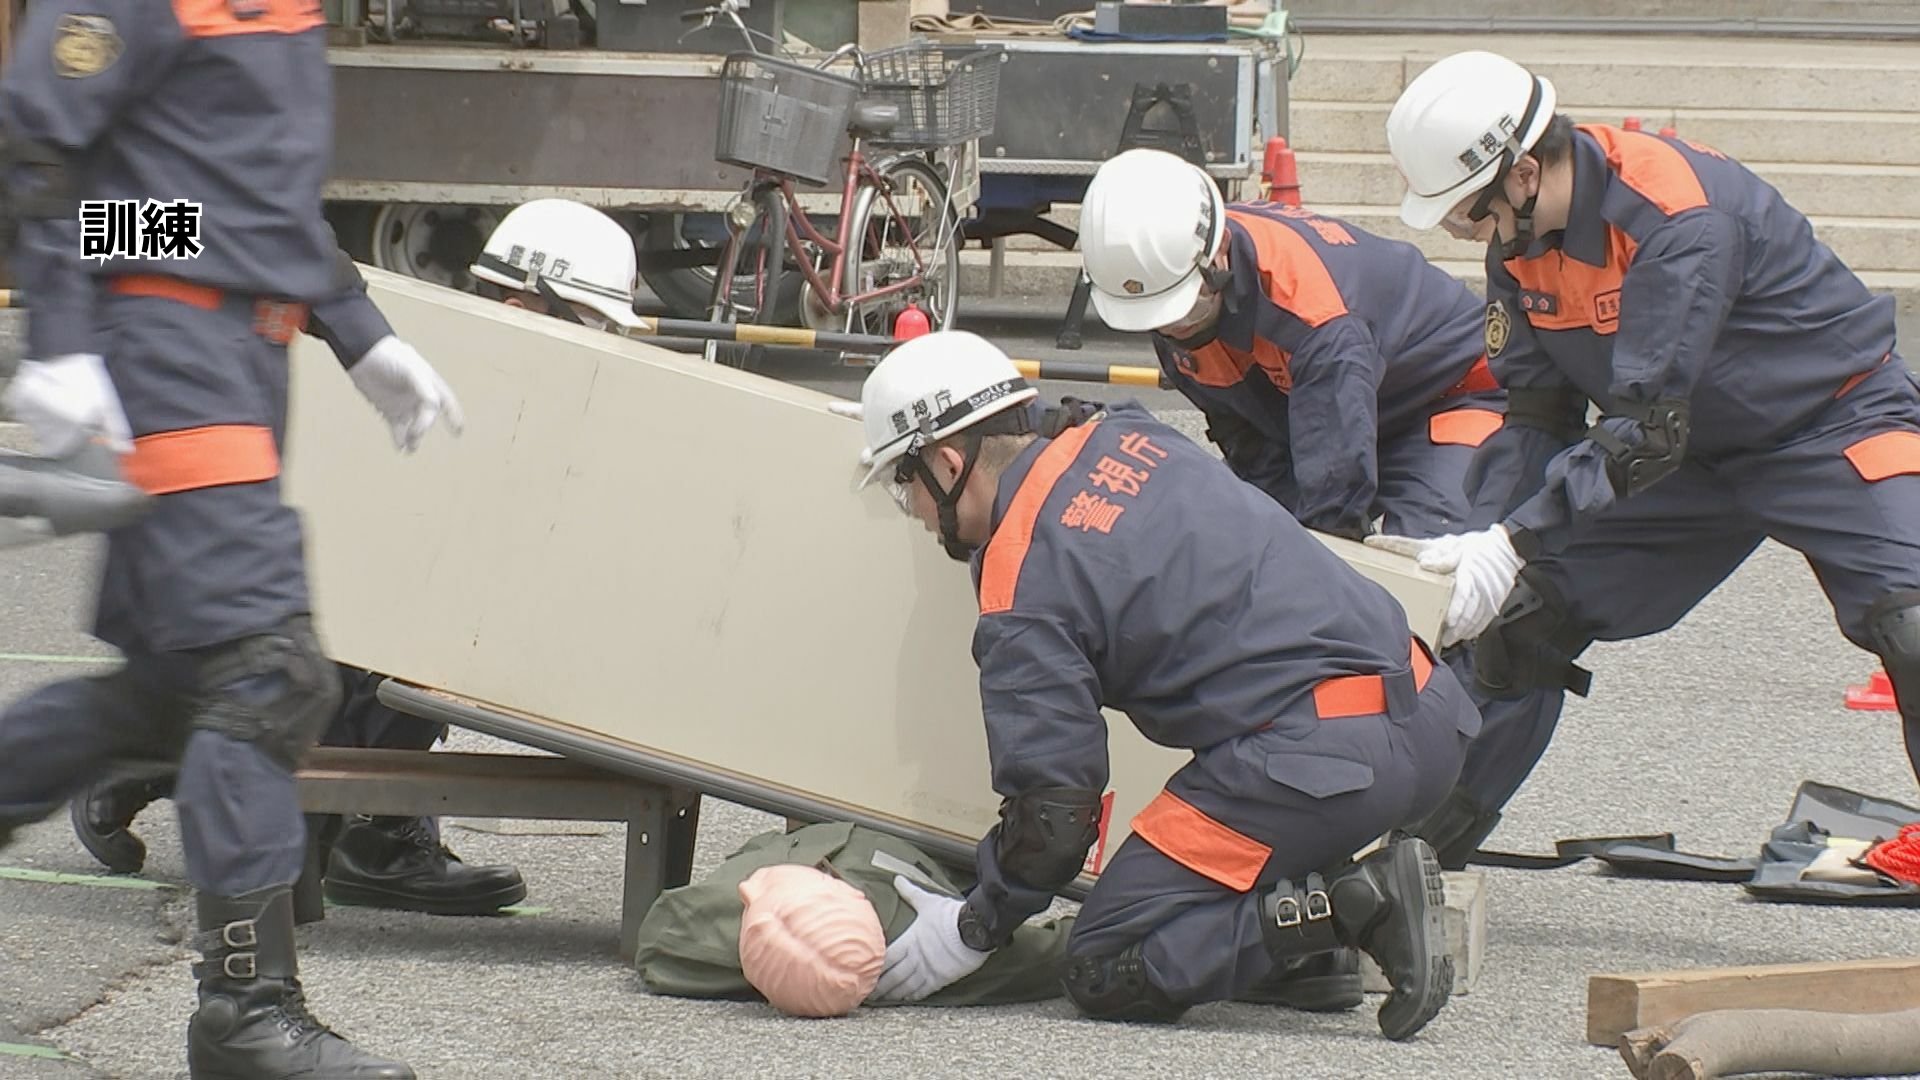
[1863,823,1920,886]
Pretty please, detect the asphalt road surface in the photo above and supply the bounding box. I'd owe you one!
[1,300,1919,1080]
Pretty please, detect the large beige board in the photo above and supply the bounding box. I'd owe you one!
[282,268,1454,875]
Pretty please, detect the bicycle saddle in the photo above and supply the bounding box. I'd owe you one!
[849,101,902,137]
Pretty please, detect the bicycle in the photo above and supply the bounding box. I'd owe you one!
[679,0,1000,368]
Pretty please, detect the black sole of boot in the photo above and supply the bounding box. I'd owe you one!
[322,879,529,917]
[1373,839,1454,1041]
[1236,973,1365,1012]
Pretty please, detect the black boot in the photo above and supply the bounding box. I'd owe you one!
[187,886,415,1080]
[70,773,177,875]
[1234,948,1363,1011]
[324,815,527,916]
[1256,836,1452,1041]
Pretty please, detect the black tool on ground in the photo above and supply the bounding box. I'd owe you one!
[1056,81,1214,351]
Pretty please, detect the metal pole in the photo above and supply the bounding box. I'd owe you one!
[0,291,1176,389]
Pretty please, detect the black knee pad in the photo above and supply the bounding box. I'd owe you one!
[1473,567,1594,699]
[1867,590,1920,713]
[1061,947,1188,1024]
[191,616,342,772]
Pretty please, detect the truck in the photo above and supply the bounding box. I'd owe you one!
[308,0,1297,329]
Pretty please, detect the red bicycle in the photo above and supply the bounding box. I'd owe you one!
[681,0,999,367]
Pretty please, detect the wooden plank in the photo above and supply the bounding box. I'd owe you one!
[1586,956,1920,1047]
[1359,870,1486,997]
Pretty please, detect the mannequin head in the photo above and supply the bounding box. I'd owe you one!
[737,865,886,1017]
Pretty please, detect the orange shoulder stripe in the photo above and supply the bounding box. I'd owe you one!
[978,421,1101,615]
[1578,124,1709,217]
[1227,210,1349,330]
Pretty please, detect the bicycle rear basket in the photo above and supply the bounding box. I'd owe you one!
[716,52,863,187]
[858,41,1003,148]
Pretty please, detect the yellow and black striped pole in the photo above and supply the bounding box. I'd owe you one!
[0,291,1173,390]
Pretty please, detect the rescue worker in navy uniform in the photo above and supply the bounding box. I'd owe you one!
[1376,52,1920,791]
[1075,149,1565,894]
[0,0,463,1073]
[63,196,651,916]
[848,330,1478,1040]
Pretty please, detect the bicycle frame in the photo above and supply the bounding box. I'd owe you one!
[757,147,936,318]
[694,0,952,327]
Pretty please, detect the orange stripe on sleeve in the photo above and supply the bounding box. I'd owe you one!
[1130,788,1272,892]
[1580,125,1709,217]
[978,422,1101,615]
[121,424,281,496]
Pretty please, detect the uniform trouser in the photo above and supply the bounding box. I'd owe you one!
[1064,653,1478,1006]
[1377,393,1568,823]
[1525,357,1920,780]
[0,291,318,897]
[327,666,446,753]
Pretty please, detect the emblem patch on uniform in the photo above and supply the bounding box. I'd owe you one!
[1485,301,1511,359]
[52,14,122,79]
[1594,289,1622,328]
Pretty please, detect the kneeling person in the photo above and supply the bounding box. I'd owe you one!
[850,332,1478,1039]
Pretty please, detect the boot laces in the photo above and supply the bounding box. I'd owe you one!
[391,817,462,865]
[274,983,337,1044]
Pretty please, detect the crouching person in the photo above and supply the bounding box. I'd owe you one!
[847,331,1479,1039]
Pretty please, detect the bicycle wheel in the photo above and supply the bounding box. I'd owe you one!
[705,181,790,370]
[840,154,962,341]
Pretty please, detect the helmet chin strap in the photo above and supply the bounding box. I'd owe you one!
[1464,76,1547,262]
[911,432,986,562]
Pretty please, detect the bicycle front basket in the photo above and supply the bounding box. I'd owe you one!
[716,52,864,187]
[858,41,1004,148]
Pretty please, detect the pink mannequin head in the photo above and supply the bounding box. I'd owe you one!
[737,864,886,1017]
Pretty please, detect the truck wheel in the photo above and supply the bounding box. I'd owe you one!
[643,212,800,324]
[365,203,503,293]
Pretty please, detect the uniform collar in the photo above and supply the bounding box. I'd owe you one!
[985,431,1051,540]
[1558,127,1611,267]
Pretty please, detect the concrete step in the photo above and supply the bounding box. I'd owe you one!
[1295,203,1920,273]
[1283,152,1920,221]
[1289,35,1920,112]
[1282,0,1917,22]
[956,249,1920,322]
[994,161,1920,255]
[1287,102,1920,168]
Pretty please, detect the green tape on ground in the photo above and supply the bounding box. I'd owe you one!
[0,1041,74,1061]
[0,866,177,891]
[499,905,549,917]
[0,652,115,665]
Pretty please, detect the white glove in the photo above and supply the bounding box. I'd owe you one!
[867,875,992,1003]
[1365,524,1524,648]
[348,336,465,453]
[3,354,133,458]
[826,400,863,419]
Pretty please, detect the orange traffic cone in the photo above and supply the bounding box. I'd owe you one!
[1262,136,1301,207]
[1844,669,1898,711]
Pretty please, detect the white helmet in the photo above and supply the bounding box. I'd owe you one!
[1078,148,1226,333]
[469,198,643,329]
[854,330,1037,491]
[1385,51,1558,231]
